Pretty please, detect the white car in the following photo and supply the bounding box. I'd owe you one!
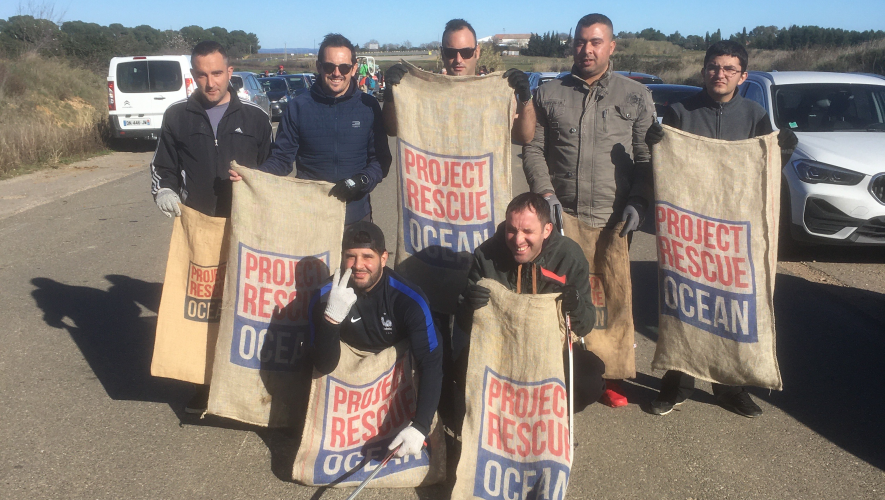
[107,55,194,140]
[740,71,885,246]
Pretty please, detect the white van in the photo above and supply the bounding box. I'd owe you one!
[107,55,195,140]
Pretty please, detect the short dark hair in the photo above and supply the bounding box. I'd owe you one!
[506,192,552,226]
[575,13,614,38]
[704,40,749,72]
[191,41,229,66]
[442,19,477,47]
[318,33,356,64]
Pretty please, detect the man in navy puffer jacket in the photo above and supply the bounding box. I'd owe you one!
[234,33,391,225]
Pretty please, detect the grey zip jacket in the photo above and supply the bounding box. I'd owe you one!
[523,66,656,228]
[662,89,772,140]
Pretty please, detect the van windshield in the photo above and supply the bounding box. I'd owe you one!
[116,60,183,93]
[773,83,885,132]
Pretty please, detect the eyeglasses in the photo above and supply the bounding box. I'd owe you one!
[704,65,742,77]
[320,62,354,75]
[442,46,477,60]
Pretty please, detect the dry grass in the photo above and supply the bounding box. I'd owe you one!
[610,39,885,86]
[0,54,109,178]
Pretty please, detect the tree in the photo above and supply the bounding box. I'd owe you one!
[639,27,667,42]
[668,31,685,46]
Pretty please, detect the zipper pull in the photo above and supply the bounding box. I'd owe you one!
[215,139,218,147]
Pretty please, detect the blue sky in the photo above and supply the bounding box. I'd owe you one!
[2,0,883,50]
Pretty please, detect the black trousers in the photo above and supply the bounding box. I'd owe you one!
[660,369,744,400]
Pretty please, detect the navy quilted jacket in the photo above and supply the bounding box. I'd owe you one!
[257,80,392,223]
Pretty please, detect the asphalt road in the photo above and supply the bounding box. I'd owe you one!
[1,140,884,499]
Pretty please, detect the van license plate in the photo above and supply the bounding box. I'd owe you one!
[123,118,151,126]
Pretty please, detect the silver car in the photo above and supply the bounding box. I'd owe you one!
[231,71,271,117]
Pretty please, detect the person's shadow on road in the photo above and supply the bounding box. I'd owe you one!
[30,275,190,408]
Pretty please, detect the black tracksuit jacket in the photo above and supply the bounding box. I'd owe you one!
[150,92,273,217]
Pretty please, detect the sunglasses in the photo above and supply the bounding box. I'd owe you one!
[319,62,354,75]
[442,46,477,60]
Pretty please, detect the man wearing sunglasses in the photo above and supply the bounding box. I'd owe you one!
[646,40,797,419]
[381,18,536,145]
[234,33,392,226]
[523,13,658,409]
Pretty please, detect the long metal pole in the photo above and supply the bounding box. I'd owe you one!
[344,445,401,500]
[553,205,576,468]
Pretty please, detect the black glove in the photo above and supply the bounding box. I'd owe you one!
[558,285,580,313]
[463,284,491,310]
[646,121,664,146]
[329,174,367,202]
[778,128,798,150]
[383,64,408,103]
[503,69,531,103]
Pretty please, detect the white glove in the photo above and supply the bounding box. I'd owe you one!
[155,188,181,218]
[388,425,425,458]
[324,268,357,323]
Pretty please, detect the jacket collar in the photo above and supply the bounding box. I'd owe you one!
[310,77,359,105]
[186,85,242,115]
[567,61,612,99]
[697,88,744,109]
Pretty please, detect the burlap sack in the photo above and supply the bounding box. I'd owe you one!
[208,164,345,427]
[453,279,572,499]
[151,204,229,384]
[292,341,446,487]
[393,62,513,314]
[561,214,636,379]
[651,126,782,390]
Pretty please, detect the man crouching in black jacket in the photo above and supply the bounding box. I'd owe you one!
[448,192,606,434]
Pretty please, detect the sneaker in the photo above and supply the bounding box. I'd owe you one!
[185,385,210,414]
[649,395,687,416]
[717,390,762,418]
[599,380,628,408]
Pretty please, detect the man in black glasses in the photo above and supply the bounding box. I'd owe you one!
[233,33,392,226]
[381,18,536,145]
[523,13,657,409]
[646,40,797,419]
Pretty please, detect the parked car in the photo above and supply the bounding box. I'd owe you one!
[279,73,312,96]
[107,55,194,140]
[645,84,702,119]
[615,71,663,84]
[258,77,290,121]
[740,71,885,246]
[231,71,271,117]
[537,72,561,86]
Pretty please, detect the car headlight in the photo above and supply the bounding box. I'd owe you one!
[278,95,287,103]
[791,159,864,185]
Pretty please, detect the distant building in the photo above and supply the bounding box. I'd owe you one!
[493,34,531,48]
[366,42,379,50]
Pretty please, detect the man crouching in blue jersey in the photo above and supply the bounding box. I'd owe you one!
[309,221,442,458]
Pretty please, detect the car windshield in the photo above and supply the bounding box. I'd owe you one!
[772,83,885,132]
[260,79,288,92]
[116,60,182,93]
[286,76,307,90]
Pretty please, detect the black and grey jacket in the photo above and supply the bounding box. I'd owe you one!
[458,223,596,337]
[150,91,273,217]
[662,90,772,140]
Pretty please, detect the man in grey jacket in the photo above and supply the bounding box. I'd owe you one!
[523,13,656,407]
[647,40,797,418]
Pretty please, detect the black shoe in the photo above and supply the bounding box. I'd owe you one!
[185,385,210,414]
[649,394,687,416]
[717,390,762,418]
